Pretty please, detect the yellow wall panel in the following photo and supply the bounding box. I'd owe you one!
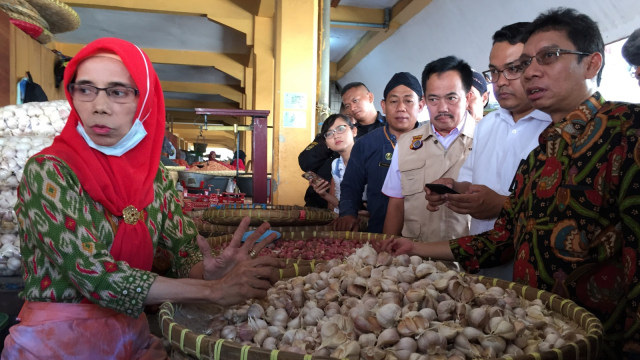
[272,0,318,206]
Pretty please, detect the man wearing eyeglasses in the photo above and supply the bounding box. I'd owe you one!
[622,28,640,87]
[298,82,384,208]
[381,8,640,358]
[424,23,551,280]
[381,56,475,243]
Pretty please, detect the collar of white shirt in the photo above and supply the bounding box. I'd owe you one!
[431,112,469,149]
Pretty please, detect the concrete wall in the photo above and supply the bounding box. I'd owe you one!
[337,0,640,108]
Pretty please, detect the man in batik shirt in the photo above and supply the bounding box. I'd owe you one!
[383,8,640,358]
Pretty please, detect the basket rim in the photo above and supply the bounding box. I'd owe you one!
[159,273,603,360]
[201,206,337,226]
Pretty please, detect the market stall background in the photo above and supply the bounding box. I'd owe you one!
[4,0,638,206]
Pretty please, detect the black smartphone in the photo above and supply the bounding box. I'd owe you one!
[425,183,459,194]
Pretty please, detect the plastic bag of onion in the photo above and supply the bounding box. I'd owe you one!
[159,244,602,360]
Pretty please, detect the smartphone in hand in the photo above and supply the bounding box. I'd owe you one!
[425,183,459,194]
[302,171,321,183]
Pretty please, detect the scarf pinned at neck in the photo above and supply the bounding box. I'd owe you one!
[42,37,165,271]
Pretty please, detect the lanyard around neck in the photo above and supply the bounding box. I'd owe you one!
[383,127,395,150]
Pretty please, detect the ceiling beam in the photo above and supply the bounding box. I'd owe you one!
[164,99,237,110]
[55,43,248,85]
[335,0,432,78]
[330,6,385,30]
[256,0,275,18]
[227,0,275,18]
[171,124,238,149]
[173,123,238,132]
[161,81,243,104]
[166,111,236,125]
[64,0,255,45]
[329,61,338,81]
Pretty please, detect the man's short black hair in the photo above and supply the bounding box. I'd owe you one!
[421,56,473,94]
[525,7,604,85]
[493,22,531,45]
[340,82,370,97]
[622,28,640,67]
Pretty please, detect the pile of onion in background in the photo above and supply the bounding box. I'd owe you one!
[210,237,366,261]
[0,100,69,276]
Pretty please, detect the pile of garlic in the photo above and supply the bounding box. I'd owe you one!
[0,100,69,276]
[204,245,587,360]
[0,232,20,276]
[0,137,54,187]
[0,100,69,136]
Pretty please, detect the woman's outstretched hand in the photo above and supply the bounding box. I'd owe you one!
[197,216,279,280]
[212,256,284,306]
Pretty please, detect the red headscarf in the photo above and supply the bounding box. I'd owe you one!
[42,38,164,271]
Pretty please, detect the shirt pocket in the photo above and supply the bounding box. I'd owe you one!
[403,219,422,239]
[399,162,426,197]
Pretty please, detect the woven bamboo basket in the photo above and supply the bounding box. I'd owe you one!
[193,218,335,237]
[159,272,603,360]
[166,166,188,172]
[201,205,337,226]
[474,276,603,360]
[194,207,367,237]
[165,166,187,185]
[188,170,239,177]
[186,210,206,219]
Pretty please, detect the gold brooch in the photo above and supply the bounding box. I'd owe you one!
[122,205,144,225]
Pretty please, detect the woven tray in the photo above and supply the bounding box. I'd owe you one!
[193,218,335,237]
[188,170,238,176]
[159,272,603,360]
[193,212,366,236]
[166,166,187,172]
[159,303,335,360]
[474,276,603,360]
[201,205,337,226]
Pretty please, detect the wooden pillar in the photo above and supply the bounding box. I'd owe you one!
[273,0,318,205]
[242,66,254,167]
[317,0,331,129]
[0,11,10,106]
[252,15,275,190]
[252,115,268,203]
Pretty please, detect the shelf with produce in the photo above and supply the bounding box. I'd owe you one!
[0,100,70,277]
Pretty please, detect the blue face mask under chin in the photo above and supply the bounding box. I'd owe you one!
[77,119,147,157]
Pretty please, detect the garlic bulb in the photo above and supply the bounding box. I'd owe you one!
[375,303,402,328]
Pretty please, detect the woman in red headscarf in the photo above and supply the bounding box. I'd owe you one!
[1,38,281,360]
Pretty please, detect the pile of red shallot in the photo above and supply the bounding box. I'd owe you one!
[210,237,367,261]
[204,244,587,360]
[257,238,365,260]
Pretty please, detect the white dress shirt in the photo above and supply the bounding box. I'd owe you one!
[458,107,552,235]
